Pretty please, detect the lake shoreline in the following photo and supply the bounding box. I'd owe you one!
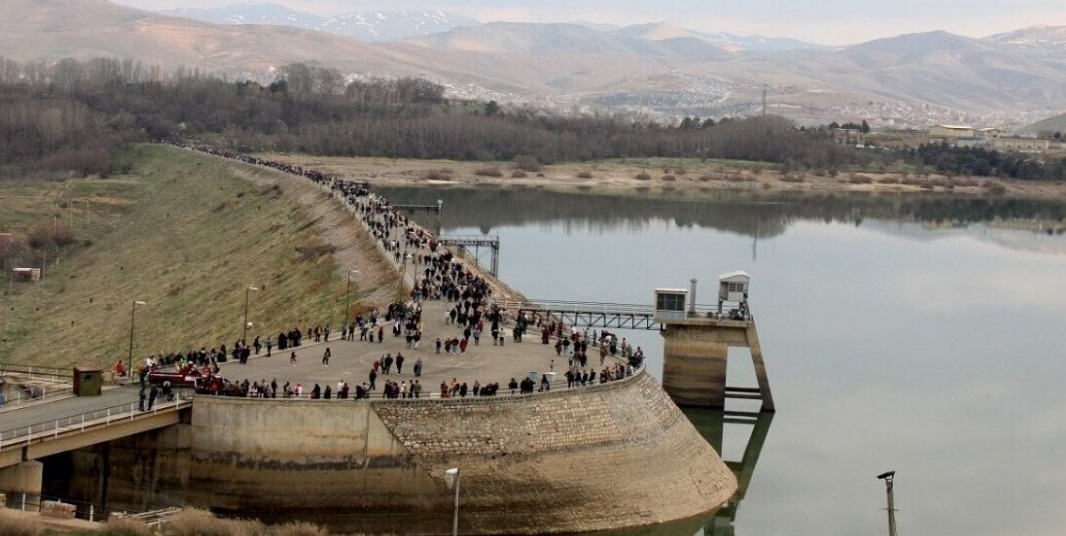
[259,153,1066,202]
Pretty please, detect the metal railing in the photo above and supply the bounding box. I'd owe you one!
[0,384,75,410]
[0,363,70,382]
[2,491,180,524]
[0,392,193,449]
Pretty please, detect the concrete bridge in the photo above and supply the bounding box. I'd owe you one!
[0,384,191,507]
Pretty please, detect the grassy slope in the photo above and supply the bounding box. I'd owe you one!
[0,145,389,369]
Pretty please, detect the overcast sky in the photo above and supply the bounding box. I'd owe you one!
[111,0,1065,45]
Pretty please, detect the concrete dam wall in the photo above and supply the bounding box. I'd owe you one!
[185,371,736,534]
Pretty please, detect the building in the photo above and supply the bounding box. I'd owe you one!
[987,137,1051,153]
[928,124,975,140]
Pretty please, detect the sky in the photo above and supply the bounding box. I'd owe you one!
[110,0,1066,45]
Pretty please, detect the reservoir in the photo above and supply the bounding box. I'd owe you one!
[380,186,1066,536]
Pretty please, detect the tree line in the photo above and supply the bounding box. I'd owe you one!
[1,57,1065,181]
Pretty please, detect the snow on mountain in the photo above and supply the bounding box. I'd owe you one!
[160,4,479,41]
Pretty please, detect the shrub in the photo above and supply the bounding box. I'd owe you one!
[697,174,713,182]
[576,171,593,179]
[474,166,503,177]
[985,182,1007,196]
[165,507,266,536]
[271,521,330,536]
[876,176,900,185]
[661,174,676,182]
[634,172,652,181]
[847,174,873,184]
[510,171,527,179]
[104,515,152,536]
[512,155,542,172]
[421,169,452,181]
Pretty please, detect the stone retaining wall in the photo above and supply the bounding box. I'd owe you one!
[185,372,735,534]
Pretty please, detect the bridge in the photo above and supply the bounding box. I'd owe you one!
[0,386,191,470]
[496,299,748,331]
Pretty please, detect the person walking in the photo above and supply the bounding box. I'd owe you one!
[266,336,273,357]
[290,351,297,366]
[138,385,147,411]
[322,347,331,367]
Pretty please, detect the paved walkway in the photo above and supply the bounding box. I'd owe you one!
[216,295,614,399]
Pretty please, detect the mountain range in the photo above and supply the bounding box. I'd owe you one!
[3,0,1065,130]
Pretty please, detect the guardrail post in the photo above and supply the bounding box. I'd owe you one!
[21,492,26,510]
[53,421,59,438]
[89,504,94,522]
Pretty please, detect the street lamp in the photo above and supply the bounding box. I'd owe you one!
[242,286,259,344]
[127,300,147,375]
[444,467,460,536]
[343,269,359,333]
[877,470,897,536]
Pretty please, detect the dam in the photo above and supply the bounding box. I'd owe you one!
[0,149,751,533]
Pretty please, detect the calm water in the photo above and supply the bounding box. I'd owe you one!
[381,186,1066,536]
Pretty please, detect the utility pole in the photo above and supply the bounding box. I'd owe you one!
[877,471,898,536]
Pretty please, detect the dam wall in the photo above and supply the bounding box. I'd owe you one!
[185,371,736,534]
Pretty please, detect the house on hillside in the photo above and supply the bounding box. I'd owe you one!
[831,127,864,146]
[928,124,975,140]
[978,127,1002,139]
[987,137,1050,153]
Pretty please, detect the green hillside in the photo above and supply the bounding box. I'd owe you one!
[0,145,394,370]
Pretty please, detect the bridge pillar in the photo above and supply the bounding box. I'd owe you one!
[0,460,43,503]
[660,318,774,411]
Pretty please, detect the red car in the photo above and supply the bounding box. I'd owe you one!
[146,364,203,388]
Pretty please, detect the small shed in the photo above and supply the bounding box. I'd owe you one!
[73,365,103,396]
[718,271,750,303]
[12,268,41,282]
[654,288,688,322]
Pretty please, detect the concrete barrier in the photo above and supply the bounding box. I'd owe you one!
[41,500,76,519]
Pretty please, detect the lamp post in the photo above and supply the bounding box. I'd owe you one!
[344,269,359,333]
[127,300,147,375]
[444,467,460,536]
[877,470,897,536]
[242,286,259,344]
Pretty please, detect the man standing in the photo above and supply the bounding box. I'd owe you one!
[139,386,147,411]
[147,384,159,410]
[266,336,273,357]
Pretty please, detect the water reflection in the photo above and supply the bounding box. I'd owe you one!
[683,409,774,536]
[377,186,1066,243]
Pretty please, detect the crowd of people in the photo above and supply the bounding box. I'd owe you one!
[163,144,643,401]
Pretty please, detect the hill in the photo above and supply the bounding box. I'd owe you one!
[0,145,398,369]
[1020,113,1066,136]
[5,0,1066,128]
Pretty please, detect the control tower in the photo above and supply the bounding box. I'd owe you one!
[655,272,774,411]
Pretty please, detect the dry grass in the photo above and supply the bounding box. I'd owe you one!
[0,145,400,369]
[166,508,266,536]
[0,509,39,536]
[104,515,152,535]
